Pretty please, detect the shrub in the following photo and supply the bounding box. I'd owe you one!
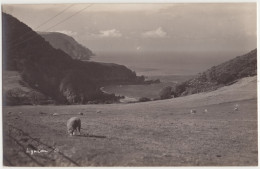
[216,72,235,84]
[174,82,188,97]
[159,86,172,99]
[139,97,151,102]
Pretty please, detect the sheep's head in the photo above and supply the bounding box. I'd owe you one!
[68,128,74,136]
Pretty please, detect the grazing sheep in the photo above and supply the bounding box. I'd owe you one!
[67,117,81,136]
[53,113,59,116]
[204,109,208,113]
[78,112,83,115]
[234,104,239,111]
[190,109,196,114]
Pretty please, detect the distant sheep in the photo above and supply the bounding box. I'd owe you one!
[204,109,208,113]
[234,104,239,111]
[67,117,81,136]
[190,109,196,114]
[53,113,59,116]
[78,112,83,115]
[96,110,102,113]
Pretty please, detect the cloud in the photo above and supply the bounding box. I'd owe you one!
[96,29,122,38]
[54,30,78,37]
[142,27,167,38]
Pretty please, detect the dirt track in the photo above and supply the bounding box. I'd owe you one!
[2,76,257,166]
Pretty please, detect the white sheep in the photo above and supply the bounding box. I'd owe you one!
[190,109,196,114]
[234,104,239,111]
[78,112,83,115]
[67,117,81,136]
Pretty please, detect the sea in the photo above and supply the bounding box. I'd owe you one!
[90,51,239,77]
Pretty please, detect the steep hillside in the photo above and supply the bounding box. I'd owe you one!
[173,49,257,97]
[2,12,145,105]
[39,32,94,60]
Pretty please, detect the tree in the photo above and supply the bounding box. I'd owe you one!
[159,86,172,99]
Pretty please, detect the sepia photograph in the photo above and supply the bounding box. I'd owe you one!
[1,2,257,166]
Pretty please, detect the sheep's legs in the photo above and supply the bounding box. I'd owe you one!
[77,127,81,135]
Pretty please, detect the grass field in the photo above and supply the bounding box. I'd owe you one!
[3,76,257,166]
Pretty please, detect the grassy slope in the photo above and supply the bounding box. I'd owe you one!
[3,76,257,166]
[2,71,30,92]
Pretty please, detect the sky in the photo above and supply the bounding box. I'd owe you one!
[2,3,257,75]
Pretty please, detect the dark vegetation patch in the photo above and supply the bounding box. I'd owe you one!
[159,86,173,100]
[138,97,151,102]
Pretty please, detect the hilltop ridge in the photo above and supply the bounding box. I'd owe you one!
[39,32,94,60]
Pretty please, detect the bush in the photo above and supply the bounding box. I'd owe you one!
[139,97,151,102]
[216,72,235,84]
[159,86,172,99]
